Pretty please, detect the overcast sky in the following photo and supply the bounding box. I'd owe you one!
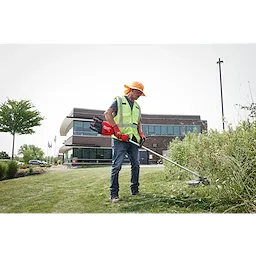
[0,44,255,157]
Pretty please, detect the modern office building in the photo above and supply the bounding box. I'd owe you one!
[59,108,207,165]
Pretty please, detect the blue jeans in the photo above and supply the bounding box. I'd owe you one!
[110,139,140,197]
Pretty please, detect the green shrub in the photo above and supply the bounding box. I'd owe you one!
[19,164,29,169]
[6,161,18,179]
[28,167,33,175]
[0,162,8,180]
[40,164,48,167]
[165,120,256,213]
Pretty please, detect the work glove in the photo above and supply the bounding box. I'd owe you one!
[113,125,122,138]
[113,125,129,142]
[90,116,114,135]
[120,134,129,142]
[139,132,146,147]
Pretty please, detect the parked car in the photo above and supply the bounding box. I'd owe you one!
[28,160,42,165]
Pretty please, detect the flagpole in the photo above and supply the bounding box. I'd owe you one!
[54,135,56,158]
[47,141,49,164]
[47,141,52,164]
[50,142,52,164]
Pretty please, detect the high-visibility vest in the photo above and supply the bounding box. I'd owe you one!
[113,96,141,142]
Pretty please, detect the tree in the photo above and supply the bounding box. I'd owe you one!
[18,144,44,163]
[0,151,10,159]
[0,99,44,160]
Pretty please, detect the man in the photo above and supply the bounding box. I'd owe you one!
[104,81,146,203]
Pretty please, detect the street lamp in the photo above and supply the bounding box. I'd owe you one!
[217,58,225,131]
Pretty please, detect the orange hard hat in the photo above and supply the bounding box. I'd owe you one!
[124,81,146,96]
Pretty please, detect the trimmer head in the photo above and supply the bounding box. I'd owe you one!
[188,180,201,186]
[201,177,210,185]
[188,177,210,186]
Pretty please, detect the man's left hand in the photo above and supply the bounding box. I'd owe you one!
[120,134,129,142]
[139,132,146,147]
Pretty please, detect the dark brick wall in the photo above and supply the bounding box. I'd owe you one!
[72,135,111,147]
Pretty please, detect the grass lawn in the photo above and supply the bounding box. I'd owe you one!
[0,165,229,213]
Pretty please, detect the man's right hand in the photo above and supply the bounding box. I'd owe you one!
[113,125,121,138]
[113,126,129,141]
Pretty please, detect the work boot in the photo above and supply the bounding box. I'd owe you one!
[110,196,120,203]
[131,191,145,197]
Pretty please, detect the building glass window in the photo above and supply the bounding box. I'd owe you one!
[90,148,96,159]
[174,126,180,136]
[73,148,82,158]
[142,125,149,136]
[73,121,98,136]
[195,125,201,134]
[161,126,167,135]
[184,125,201,134]
[140,124,201,136]
[180,126,185,136]
[155,126,161,135]
[74,121,83,128]
[71,148,112,161]
[83,122,96,135]
[167,126,174,135]
[96,149,104,159]
[148,126,155,135]
[83,149,90,159]
[104,149,112,159]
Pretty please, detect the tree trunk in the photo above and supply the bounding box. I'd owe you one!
[12,133,15,160]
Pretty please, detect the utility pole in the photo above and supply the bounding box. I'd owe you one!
[217,58,225,131]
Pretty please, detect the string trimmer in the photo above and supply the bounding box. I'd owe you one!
[129,139,210,186]
[90,116,210,186]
